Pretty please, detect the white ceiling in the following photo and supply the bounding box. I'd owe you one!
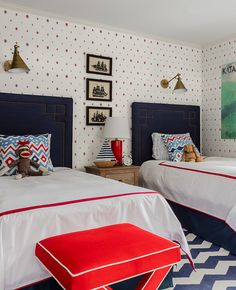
[1,0,236,47]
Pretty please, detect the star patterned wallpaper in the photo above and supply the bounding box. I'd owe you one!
[202,39,236,157]
[0,7,202,169]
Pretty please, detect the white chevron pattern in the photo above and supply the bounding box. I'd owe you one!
[166,231,236,290]
[192,248,229,264]
[174,261,236,285]
[213,281,236,290]
[185,233,197,242]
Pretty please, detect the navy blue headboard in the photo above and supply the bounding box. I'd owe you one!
[0,93,73,168]
[132,102,200,165]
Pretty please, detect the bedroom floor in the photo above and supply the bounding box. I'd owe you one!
[167,231,236,290]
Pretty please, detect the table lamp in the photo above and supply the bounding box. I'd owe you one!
[103,117,130,165]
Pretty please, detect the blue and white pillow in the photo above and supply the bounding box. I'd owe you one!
[161,133,193,162]
[0,134,54,176]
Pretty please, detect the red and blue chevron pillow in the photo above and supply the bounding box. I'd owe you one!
[0,134,54,176]
[161,133,193,162]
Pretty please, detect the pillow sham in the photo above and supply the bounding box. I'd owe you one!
[161,133,192,162]
[0,135,4,173]
[152,132,170,160]
[0,134,54,176]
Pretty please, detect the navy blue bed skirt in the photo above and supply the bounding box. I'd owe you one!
[23,268,173,290]
[168,200,236,255]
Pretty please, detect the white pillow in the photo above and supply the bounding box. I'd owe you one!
[152,133,170,160]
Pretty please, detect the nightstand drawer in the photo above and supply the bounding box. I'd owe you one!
[84,165,140,186]
[105,172,135,185]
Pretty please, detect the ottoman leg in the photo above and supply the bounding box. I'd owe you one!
[136,266,172,290]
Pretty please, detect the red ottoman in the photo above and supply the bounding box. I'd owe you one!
[35,223,181,290]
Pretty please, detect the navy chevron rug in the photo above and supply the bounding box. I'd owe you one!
[167,231,236,290]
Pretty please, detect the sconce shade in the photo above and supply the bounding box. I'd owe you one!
[161,73,187,93]
[173,77,187,93]
[103,117,130,139]
[4,44,30,73]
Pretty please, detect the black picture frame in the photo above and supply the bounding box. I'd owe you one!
[86,54,112,76]
[86,106,112,126]
[86,78,112,102]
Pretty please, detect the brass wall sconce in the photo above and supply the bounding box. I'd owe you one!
[4,44,30,73]
[161,73,187,93]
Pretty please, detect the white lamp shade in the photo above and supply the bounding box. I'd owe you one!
[103,117,130,139]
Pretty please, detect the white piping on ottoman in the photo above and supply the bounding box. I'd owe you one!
[141,269,156,289]
[36,257,66,290]
[37,242,180,277]
[36,254,179,290]
[140,265,172,290]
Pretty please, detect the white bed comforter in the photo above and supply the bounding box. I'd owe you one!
[0,168,189,290]
[139,157,236,231]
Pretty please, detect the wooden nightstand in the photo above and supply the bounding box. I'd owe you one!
[84,165,140,185]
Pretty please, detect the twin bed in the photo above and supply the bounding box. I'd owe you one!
[0,93,189,290]
[1,94,236,290]
[132,102,236,256]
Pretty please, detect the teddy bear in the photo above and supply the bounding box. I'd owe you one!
[182,144,204,162]
[0,140,50,179]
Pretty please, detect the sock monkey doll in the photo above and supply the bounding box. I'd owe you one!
[0,140,49,179]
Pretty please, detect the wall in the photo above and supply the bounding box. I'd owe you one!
[202,39,236,157]
[0,7,202,169]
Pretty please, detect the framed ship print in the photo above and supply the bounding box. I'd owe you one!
[86,106,112,126]
[86,78,112,102]
[86,54,112,76]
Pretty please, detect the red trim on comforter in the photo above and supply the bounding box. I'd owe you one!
[159,162,236,233]
[160,161,236,180]
[168,199,225,222]
[0,191,158,217]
